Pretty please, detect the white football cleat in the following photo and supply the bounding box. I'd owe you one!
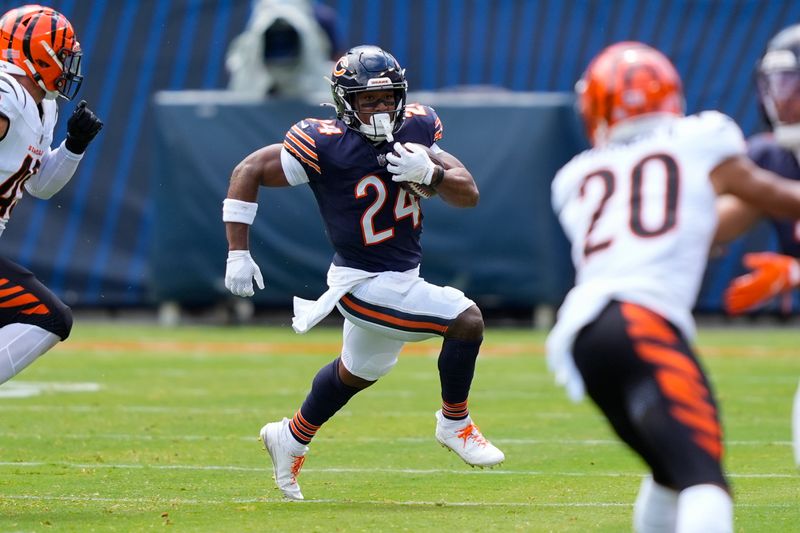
[260,418,308,500]
[434,409,505,467]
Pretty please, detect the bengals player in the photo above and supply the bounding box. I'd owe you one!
[547,42,800,532]
[223,45,503,500]
[0,5,101,386]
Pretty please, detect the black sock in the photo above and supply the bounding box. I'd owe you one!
[438,337,482,420]
[289,358,361,444]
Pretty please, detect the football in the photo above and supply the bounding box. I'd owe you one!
[394,143,443,199]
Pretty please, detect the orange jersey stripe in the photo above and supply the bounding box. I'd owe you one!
[670,404,721,439]
[0,293,39,308]
[0,285,24,298]
[635,342,701,380]
[340,295,448,334]
[21,303,50,315]
[291,125,316,147]
[285,132,318,160]
[655,369,716,418]
[621,302,677,344]
[692,433,722,461]
[282,142,321,174]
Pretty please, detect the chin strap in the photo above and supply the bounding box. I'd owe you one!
[774,123,800,151]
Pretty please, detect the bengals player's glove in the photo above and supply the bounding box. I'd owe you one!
[723,252,800,314]
[386,142,435,185]
[65,100,103,154]
[225,250,265,297]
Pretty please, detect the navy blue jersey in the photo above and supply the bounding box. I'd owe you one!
[282,103,444,272]
[747,133,800,257]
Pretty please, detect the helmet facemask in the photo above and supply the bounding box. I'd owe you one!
[50,45,83,100]
[336,84,406,142]
[758,49,800,150]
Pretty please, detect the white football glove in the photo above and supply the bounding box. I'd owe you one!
[225,250,265,297]
[386,142,435,185]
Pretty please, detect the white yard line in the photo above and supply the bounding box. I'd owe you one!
[0,432,791,447]
[0,493,794,509]
[0,461,794,479]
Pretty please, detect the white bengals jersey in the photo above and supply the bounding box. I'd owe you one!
[0,71,57,236]
[546,112,745,400]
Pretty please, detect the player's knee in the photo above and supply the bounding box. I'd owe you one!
[338,359,377,389]
[48,301,73,341]
[340,351,396,382]
[445,305,484,341]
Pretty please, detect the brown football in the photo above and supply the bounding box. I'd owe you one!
[395,143,443,199]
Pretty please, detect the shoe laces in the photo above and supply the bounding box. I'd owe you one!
[290,454,306,482]
[456,423,488,448]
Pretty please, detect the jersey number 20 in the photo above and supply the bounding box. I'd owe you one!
[581,153,679,258]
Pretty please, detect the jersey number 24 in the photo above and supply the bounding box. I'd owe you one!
[356,175,420,245]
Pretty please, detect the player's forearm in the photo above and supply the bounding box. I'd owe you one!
[226,222,250,251]
[758,174,800,219]
[713,195,761,244]
[436,167,479,208]
[224,163,262,251]
[24,141,82,199]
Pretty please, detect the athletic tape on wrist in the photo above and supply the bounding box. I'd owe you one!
[222,198,258,225]
[430,166,445,188]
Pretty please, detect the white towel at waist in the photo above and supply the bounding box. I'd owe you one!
[292,263,421,334]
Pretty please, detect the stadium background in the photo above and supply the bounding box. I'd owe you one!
[0,0,796,315]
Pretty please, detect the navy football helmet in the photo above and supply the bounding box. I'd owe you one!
[330,45,407,142]
[758,24,800,149]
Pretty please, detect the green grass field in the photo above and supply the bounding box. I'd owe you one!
[0,322,797,532]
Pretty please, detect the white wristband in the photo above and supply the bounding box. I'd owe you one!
[222,198,258,225]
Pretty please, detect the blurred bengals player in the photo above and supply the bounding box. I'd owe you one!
[547,42,800,532]
[715,24,800,468]
[223,45,502,500]
[0,5,101,386]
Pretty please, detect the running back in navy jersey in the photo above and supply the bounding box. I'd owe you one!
[748,133,800,257]
[282,103,444,272]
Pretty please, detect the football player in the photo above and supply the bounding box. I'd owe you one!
[716,23,800,467]
[547,42,800,532]
[0,5,102,386]
[223,45,503,500]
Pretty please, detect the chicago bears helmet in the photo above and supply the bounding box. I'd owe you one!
[576,41,684,146]
[330,45,407,142]
[757,24,800,150]
[0,4,83,100]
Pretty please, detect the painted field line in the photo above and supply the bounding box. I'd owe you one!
[2,404,793,426]
[0,493,794,509]
[0,493,621,507]
[0,432,791,447]
[0,462,795,479]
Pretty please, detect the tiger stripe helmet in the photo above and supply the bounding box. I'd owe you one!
[0,4,83,100]
[576,41,684,146]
